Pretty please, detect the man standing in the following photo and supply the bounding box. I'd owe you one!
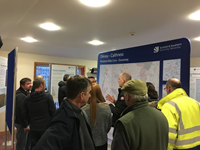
[105,72,131,126]
[158,78,200,150]
[15,78,32,150]
[22,78,56,149]
[112,79,169,150]
[33,75,95,150]
[58,74,70,106]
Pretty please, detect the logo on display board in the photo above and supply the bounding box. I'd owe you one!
[154,46,159,53]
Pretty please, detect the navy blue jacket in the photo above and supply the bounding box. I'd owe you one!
[32,99,94,150]
[109,88,127,126]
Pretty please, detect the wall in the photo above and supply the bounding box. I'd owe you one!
[191,58,200,67]
[0,50,97,131]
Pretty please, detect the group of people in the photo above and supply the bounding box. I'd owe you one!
[15,76,56,150]
[14,72,200,150]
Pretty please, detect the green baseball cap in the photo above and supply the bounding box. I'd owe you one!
[121,79,147,96]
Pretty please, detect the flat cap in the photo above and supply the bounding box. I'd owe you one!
[121,79,147,96]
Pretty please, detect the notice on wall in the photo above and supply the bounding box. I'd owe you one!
[0,56,7,113]
[49,65,77,102]
[190,67,200,102]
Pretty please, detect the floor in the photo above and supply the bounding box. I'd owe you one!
[0,133,16,150]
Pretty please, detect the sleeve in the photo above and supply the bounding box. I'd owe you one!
[16,94,29,127]
[161,104,179,150]
[21,99,29,128]
[107,107,112,133]
[32,122,72,150]
[111,121,129,150]
[58,87,66,106]
[109,104,122,117]
[47,94,56,116]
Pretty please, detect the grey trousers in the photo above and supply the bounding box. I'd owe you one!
[15,124,27,150]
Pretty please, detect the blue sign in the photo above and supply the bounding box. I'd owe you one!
[6,49,16,134]
[97,38,190,99]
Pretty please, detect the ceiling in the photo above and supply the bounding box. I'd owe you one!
[1,0,200,60]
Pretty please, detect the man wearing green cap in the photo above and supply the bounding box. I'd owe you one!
[111,79,169,150]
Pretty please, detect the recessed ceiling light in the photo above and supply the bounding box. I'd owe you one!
[189,11,200,20]
[195,36,200,41]
[88,40,104,45]
[39,23,60,31]
[80,0,110,7]
[21,37,37,43]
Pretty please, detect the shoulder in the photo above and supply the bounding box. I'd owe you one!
[82,104,90,111]
[16,92,27,98]
[44,92,53,99]
[119,111,135,125]
[99,103,111,111]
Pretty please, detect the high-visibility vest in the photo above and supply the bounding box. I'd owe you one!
[158,88,200,150]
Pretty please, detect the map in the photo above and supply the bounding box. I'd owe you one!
[99,61,160,99]
[163,59,181,81]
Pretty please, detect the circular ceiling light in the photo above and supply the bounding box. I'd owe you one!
[80,0,110,7]
[88,40,104,45]
[189,11,200,20]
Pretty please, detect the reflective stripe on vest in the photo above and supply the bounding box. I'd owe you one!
[167,101,200,146]
[167,101,184,129]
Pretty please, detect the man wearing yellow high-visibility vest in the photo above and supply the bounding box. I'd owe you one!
[158,78,200,150]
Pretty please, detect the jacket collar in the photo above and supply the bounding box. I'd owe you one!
[17,87,29,95]
[121,101,149,117]
[157,88,188,109]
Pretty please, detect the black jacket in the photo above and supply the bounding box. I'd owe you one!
[32,100,95,150]
[58,81,67,106]
[15,87,29,126]
[22,91,56,131]
[109,88,127,126]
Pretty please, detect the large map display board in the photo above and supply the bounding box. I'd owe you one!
[97,38,190,149]
[190,67,200,102]
[97,38,190,100]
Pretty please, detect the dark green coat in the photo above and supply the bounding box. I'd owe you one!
[112,101,169,150]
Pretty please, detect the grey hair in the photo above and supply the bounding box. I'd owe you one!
[124,91,148,102]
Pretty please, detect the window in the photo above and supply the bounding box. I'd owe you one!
[34,62,85,92]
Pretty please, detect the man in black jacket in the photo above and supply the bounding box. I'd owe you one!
[33,75,95,150]
[58,74,70,106]
[105,72,132,126]
[15,78,32,150]
[22,78,56,149]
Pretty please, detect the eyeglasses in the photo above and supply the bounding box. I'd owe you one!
[164,87,167,91]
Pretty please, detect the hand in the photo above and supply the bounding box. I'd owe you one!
[24,126,30,133]
[106,94,115,103]
[104,102,110,105]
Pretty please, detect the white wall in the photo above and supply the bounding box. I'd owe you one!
[191,57,200,67]
[0,51,97,88]
[0,50,97,131]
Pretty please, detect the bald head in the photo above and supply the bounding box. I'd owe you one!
[121,72,132,82]
[118,72,132,87]
[36,75,44,79]
[166,78,182,94]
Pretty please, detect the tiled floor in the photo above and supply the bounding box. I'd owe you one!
[0,133,16,150]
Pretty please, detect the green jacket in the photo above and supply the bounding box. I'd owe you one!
[112,101,169,150]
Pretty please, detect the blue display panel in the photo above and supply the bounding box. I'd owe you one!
[97,38,190,99]
[6,49,16,134]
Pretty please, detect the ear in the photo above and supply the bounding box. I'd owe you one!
[79,92,84,101]
[40,83,43,88]
[123,78,126,84]
[126,93,130,101]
